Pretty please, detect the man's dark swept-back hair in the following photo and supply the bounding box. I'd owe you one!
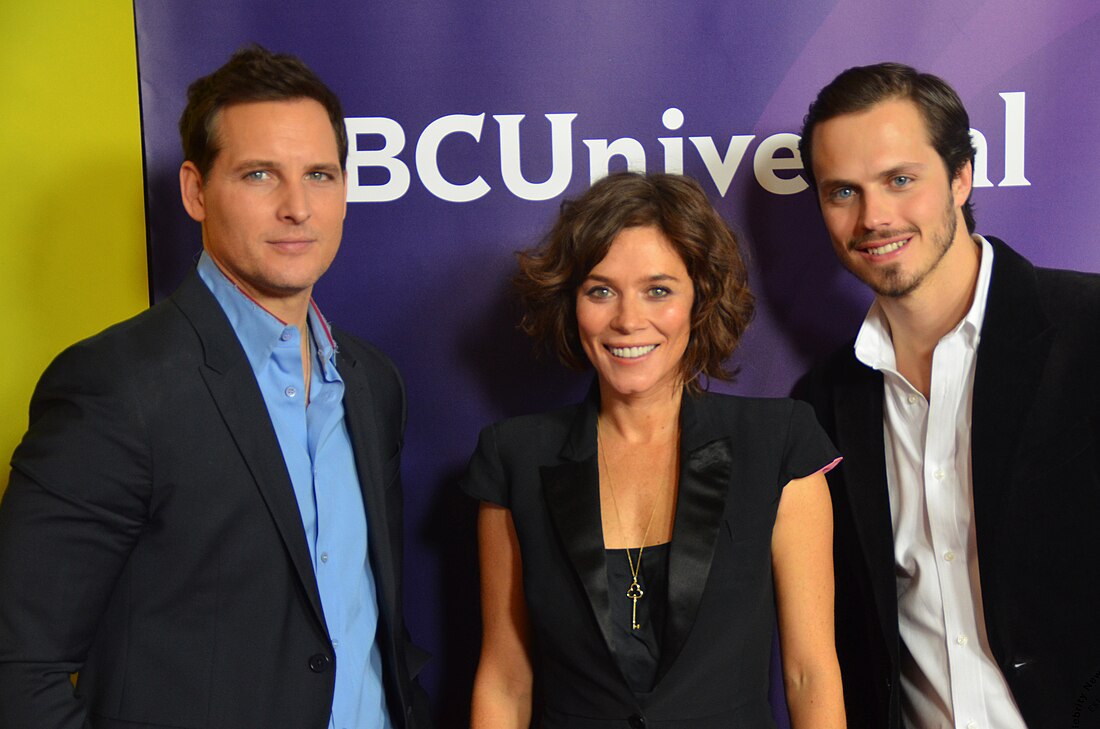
[179,44,347,178]
[799,62,976,233]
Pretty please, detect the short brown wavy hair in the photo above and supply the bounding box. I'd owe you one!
[516,172,754,391]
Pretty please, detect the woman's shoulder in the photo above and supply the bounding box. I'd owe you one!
[476,402,583,451]
[692,390,809,422]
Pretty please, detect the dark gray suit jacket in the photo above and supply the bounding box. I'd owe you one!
[0,271,432,729]
[797,237,1100,728]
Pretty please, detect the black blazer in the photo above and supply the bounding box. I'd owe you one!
[797,237,1100,728]
[463,389,837,728]
[0,272,431,729]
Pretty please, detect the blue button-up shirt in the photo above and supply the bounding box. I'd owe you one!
[198,253,392,729]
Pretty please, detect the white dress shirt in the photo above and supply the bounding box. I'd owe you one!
[853,236,1027,729]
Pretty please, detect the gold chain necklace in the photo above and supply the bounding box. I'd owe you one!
[596,416,667,631]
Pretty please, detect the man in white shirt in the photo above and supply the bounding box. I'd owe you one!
[795,62,1100,729]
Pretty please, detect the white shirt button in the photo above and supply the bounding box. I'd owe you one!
[285,386,297,398]
[956,634,969,646]
[943,551,955,562]
[907,394,919,404]
[966,722,978,729]
[933,469,945,480]
[280,330,293,341]
[320,552,329,563]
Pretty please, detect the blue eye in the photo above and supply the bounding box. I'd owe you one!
[892,175,911,187]
[244,170,270,181]
[307,171,333,181]
[831,186,854,201]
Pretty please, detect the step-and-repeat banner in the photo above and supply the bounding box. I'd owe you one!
[134,1,1100,723]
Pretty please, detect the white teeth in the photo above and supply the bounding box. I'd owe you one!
[609,345,657,358]
[867,239,907,256]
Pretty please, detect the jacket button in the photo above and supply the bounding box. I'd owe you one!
[308,653,332,672]
[628,715,646,729]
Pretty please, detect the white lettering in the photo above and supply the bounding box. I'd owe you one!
[415,114,490,203]
[1000,91,1029,186]
[341,93,1028,203]
[753,133,808,195]
[689,134,754,196]
[970,128,992,188]
[495,113,578,201]
[344,117,410,203]
[584,137,646,182]
[659,107,685,174]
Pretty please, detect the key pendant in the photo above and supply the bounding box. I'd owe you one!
[626,579,644,630]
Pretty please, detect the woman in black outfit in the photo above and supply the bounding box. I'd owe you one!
[463,172,845,728]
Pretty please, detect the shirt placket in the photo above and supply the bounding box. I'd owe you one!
[926,335,985,729]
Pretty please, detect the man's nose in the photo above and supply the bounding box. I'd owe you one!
[277,180,310,224]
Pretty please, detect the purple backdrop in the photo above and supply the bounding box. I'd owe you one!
[133,1,1100,724]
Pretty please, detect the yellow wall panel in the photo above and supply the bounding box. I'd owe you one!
[0,3,148,492]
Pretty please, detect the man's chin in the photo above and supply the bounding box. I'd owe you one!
[846,263,918,299]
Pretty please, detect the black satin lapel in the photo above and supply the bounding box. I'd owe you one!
[541,457,619,660]
[658,437,733,681]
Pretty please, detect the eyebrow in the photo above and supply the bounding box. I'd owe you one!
[880,162,926,178]
[818,161,928,190]
[229,160,343,174]
[583,273,683,283]
[230,159,278,173]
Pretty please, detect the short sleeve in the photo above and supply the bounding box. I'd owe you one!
[460,423,511,507]
[780,400,841,485]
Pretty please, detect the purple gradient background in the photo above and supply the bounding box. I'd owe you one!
[134,1,1100,724]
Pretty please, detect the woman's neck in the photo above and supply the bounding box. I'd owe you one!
[597,382,684,445]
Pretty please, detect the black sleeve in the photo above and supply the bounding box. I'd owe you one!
[460,423,511,507]
[779,399,841,485]
[0,342,150,729]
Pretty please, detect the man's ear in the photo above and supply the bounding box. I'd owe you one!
[341,169,348,221]
[180,161,206,222]
[952,160,973,208]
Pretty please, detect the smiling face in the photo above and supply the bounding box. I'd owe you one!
[179,98,347,321]
[576,226,694,402]
[811,97,972,299]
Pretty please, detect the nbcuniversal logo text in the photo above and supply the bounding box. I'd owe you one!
[343,93,1029,203]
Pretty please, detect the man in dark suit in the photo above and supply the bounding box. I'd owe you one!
[0,46,431,728]
[795,62,1100,729]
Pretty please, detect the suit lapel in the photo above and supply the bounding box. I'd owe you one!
[970,239,1051,598]
[541,390,736,687]
[171,272,328,631]
[657,394,733,682]
[832,360,899,658]
[541,398,620,667]
[338,344,398,623]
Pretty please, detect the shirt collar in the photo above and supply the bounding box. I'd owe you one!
[853,234,995,371]
[196,252,338,378]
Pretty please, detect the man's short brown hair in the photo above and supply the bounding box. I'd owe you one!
[799,62,977,233]
[179,44,347,178]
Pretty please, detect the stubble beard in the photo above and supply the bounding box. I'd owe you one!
[848,197,958,299]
